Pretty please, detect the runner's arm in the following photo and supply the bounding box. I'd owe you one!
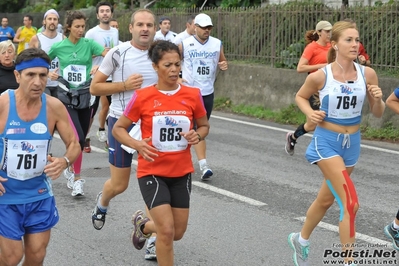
[90,70,125,96]
[13,27,22,43]
[29,35,39,48]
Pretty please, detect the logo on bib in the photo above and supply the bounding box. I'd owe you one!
[21,141,35,153]
[340,85,353,95]
[165,116,178,126]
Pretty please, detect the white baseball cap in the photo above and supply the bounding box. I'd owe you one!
[195,13,213,27]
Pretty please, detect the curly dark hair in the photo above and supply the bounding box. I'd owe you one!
[148,40,181,64]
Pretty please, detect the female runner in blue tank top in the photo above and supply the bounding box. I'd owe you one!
[287,21,385,266]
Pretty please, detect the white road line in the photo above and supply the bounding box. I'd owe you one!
[212,115,399,155]
[295,217,392,246]
[192,181,267,206]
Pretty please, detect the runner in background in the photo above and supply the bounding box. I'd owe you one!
[84,1,119,152]
[179,13,228,181]
[14,15,37,55]
[48,11,107,197]
[29,9,64,97]
[285,20,332,156]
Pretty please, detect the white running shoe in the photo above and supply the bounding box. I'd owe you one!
[145,241,156,260]
[200,164,213,181]
[63,168,75,189]
[97,130,108,143]
[71,179,85,197]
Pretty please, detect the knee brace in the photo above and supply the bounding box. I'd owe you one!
[326,170,358,238]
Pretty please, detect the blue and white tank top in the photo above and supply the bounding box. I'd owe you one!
[0,90,53,204]
[320,63,366,126]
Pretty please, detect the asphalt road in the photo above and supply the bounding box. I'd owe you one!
[38,110,399,266]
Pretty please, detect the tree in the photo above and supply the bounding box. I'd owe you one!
[1,0,27,12]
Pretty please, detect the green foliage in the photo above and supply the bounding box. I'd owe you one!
[20,0,58,13]
[154,0,197,8]
[0,0,27,13]
[275,41,305,69]
[214,97,233,110]
[274,104,306,125]
[360,122,399,141]
[231,104,276,119]
[220,0,262,7]
[214,98,306,125]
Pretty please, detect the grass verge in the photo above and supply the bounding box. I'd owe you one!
[214,97,399,142]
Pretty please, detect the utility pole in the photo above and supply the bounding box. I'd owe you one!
[140,0,151,8]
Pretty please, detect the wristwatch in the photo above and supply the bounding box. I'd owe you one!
[63,156,71,168]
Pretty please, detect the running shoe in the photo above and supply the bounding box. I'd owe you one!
[71,179,85,197]
[91,192,107,230]
[200,164,213,181]
[288,232,309,266]
[97,130,107,143]
[144,241,157,260]
[384,223,399,250]
[131,210,151,250]
[285,132,296,156]
[63,168,75,189]
[83,138,91,153]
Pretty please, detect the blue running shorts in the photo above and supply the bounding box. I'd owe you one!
[107,116,135,168]
[305,126,361,167]
[0,197,59,240]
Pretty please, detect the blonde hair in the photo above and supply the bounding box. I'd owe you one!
[327,21,357,63]
[0,40,16,54]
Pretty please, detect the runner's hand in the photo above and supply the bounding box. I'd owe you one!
[181,129,200,145]
[44,155,67,180]
[124,74,144,91]
[309,110,326,124]
[367,84,383,100]
[136,137,158,162]
[218,61,228,71]
[0,176,7,196]
[48,68,59,81]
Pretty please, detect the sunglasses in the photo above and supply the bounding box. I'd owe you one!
[197,25,213,30]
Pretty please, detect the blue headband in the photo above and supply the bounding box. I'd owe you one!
[15,58,50,72]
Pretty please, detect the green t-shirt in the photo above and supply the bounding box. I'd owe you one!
[48,37,104,88]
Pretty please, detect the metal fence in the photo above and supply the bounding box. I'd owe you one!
[2,4,398,73]
[145,5,399,73]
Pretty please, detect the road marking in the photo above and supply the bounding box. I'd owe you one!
[295,217,392,246]
[192,181,267,206]
[212,115,399,155]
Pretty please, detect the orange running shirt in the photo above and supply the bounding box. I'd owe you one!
[124,84,207,178]
[301,41,331,73]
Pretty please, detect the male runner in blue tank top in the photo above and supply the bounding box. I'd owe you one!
[0,48,80,266]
